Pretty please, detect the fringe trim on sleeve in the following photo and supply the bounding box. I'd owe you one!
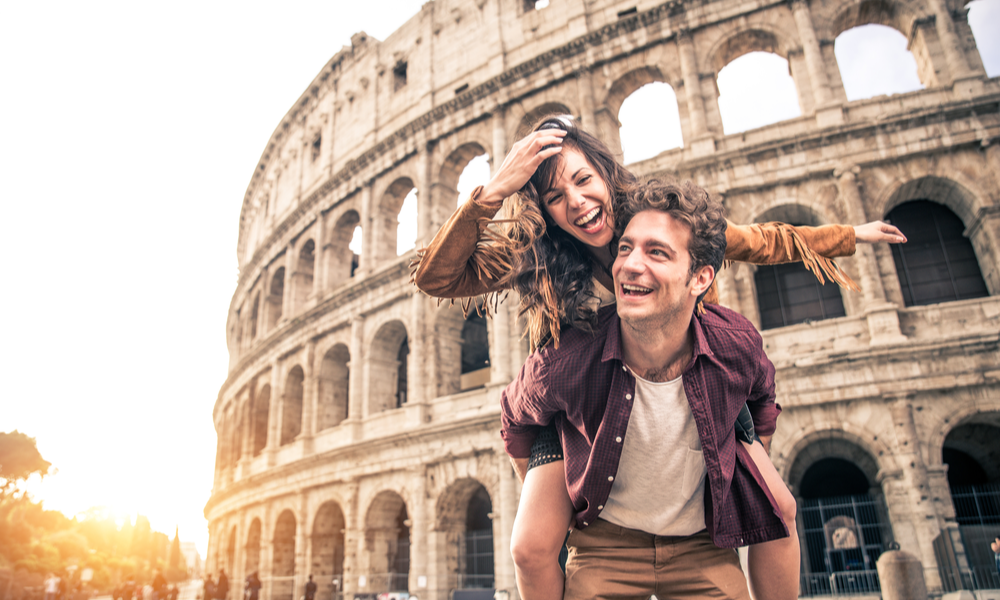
[778,223,861,292]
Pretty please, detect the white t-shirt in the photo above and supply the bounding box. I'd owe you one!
[599,373,708,536]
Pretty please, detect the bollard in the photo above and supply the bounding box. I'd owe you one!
[877,544,928,600]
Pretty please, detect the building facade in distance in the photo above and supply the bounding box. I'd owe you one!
[205,0,1000,598]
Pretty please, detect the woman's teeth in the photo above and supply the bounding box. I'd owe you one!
[574,207,601,227]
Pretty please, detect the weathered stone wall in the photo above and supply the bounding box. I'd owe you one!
[207,0,999,597]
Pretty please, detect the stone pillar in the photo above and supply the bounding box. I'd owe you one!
[359,182,374,276]
[925,0,970,84]
[266,364,282,466]
[877,548,928,600]
[281,244,296,323]
[495,453,520,598]
[965,203,1000,296]
[836,167,907,345]
[576,70,597,130]
[341,483,362,599]
[346,316,365,439]
[407,293,430,426]
[883,395,943,593]
[714,266,740,312]
[791,0,844,126]
[301,341,317,451]
[409,469,431,596]
[677,31,708,140]
[508,299,527,379]
[416,140,433,247]
[296,494,309,600]
[313,212,327,297]
[493,106,508,171]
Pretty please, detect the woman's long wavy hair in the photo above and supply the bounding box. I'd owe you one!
[496,116,637,348]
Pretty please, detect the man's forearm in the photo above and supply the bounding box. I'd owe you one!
[511,457,529,483]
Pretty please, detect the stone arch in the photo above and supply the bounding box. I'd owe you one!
[325,209,361,289]
[827,0,915,42]
[511,101,576,140]
[604,65,687,161]
[244,518,261,575]
[753,202,831,227]
[252,383,270,456]
[291,239,316,313]
[311,501,346,593]
[942,412,1000,484]
[272,510,297,600]
[363,490,410,592]
[436,478,495,592]
[374,177,417,266]
[782,427,889,492]
[879,176,981,225]
[367,320,409,414]
[438,141,490,204]
[267,266,285,330]
[317,344,350,430]
[603,65,672,121]
[281,365,304,445]
[708,27,794,74]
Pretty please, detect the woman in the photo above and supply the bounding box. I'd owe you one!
[414,116,905,600]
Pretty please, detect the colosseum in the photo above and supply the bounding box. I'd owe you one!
[204,0,1000,598]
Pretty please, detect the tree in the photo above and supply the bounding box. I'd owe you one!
[0,430,52,497]
[168,528,181,569]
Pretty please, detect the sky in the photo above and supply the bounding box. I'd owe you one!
[1,0,997,559]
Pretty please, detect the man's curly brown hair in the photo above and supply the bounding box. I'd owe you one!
[614,178,728,294]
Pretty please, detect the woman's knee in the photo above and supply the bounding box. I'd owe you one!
[510,524,564,570]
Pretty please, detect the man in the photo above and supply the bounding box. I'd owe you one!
[215,569,229,600]
[501,179,787,599]
[304,575,317,600]
[244,572,261,600]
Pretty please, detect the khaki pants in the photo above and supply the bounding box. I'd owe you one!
[563,519,752,600]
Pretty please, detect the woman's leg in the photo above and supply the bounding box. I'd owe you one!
[744,440,800,600]
[510,459,574,600]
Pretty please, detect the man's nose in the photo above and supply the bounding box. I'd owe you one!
[621,248,646,274]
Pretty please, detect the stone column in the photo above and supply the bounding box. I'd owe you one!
[281,244,296,323]
[296,493,309,600]
[408,469,431,595]
[925,0,970,84]
[416,140,433,247]
[882,395,943,593]
[495,453,519,597]
[576,70,597,130]
[346,316,365,440]
[300,341,317,452]
[965,203,1000,296]
[677,31,708,140]
[265,364,282,467]
[407,293,430,426]
[313,212,327,298]
[791,0,831,106]
[493,106,508,169]
[359,182,374,276]
[341,483,362,599]
[836,167,907,345]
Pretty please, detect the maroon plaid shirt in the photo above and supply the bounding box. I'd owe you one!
[500,304,788,548]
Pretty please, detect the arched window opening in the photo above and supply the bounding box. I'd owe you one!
[397,189,418,256]
[318,345,350,430]
[969,1,1000,77]
[941,420,1000,589]
[293,239,316,310]
[312,502,346,598]
[834,25,923,101]
[456,154,491,207]
[792,442,889,597]
[887,200,988,307]
[718,52,801,134]
[326,211,361,289]
[460,312,491,391]
[755,261,847,329]
[249,294,259,340]
[349,226,362,277]
[396,338,409,408]
[463,486,495,590]
[272,511,297,600]
[280,366,304,445]
[619,82,684,163]
[365,492,410,593]
[244,519,261,575]
[267,267,285,330]
[252,384,269,456]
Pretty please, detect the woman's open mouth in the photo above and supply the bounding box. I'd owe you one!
[573,206,605,234]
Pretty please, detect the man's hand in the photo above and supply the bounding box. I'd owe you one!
[758,434,772,455]
[511,457,529,483]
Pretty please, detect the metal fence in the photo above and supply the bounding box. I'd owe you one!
[799,494,889,597]
[952,483,1000,527]
[462,529,495,590]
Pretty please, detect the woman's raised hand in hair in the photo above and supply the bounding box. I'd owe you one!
[478,129,566,208]
[854,221,907,244]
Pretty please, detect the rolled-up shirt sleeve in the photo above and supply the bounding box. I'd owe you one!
[500,355,556,459]
[747,329,780,437]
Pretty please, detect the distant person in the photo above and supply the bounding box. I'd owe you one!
[244,572,261,600]
[303,576,316,600]
[56,575,67,600]
[43,574,59,600]
[168,585,179,600]
[992,537,1000,576]
[202,575,215,600]
[215,569,229,600]
[152,570,167,600]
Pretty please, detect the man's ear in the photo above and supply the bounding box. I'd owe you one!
[689,265,715,298]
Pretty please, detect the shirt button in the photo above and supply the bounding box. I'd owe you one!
[615,436,622,443]
[622,366,627,371]
[598,505,604,510]
[608,476,614,482]
[583,521,589,526]
[625,394,632,400]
